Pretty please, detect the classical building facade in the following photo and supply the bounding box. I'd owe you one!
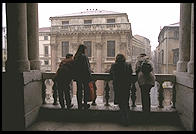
[39,27,51,72]
[3,3,194,131]
[49,10,132,73]
[131,34,151,71]
[155,24,179,74]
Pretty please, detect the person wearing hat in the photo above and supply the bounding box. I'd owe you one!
[135,53,155,113]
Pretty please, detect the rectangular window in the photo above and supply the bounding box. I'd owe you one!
[173,48,179,65]
[107,40,115,57]
[44,36,48,40]
[107,19,115,23]
[62,41,69,57]
[62,21,69,25]
[84,20,92,24]
[174,31,179,39]
[44,60,49,65]
[161,50,164,64]
[44,45,49,56]
[84,41,92,57]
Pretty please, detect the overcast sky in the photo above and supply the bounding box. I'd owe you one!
[2,3,180,51]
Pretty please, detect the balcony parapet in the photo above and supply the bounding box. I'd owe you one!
[50,23,131,34]
[41,72,176,109]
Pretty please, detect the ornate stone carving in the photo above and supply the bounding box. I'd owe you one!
[120,43,126,50]
[95,43,103,49]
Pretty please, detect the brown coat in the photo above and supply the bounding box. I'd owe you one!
[137,71,156,86]
[135,56,156,86]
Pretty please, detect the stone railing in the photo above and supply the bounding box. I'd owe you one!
[41,72,176,109]
[50,23,131,34]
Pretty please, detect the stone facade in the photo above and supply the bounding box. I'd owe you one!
[131,35,151,72]
[49,10,132,72]
[39,27,51,72]
[154,25,179,74]
[49,10,133,95]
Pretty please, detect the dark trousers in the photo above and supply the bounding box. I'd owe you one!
[57,80,72,108]
[140,84,152,112]
[92,82,97,103]
[118,90,130,124]
[76,80,90,108]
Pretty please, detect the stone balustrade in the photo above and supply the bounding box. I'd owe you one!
[50,23,131,34]
[41,72,176,109]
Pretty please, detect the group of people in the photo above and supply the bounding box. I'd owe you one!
[54,44,155,126]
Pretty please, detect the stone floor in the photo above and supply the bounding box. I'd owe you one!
[26,120,185,131]
[26,95,185,131]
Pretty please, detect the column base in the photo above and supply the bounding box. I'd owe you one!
[177,60,188,72]
[29,60,40,70]
[187,61,194,74]
[6,60,30,73]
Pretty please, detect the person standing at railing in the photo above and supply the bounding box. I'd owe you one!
[54,53,74,110]
[109,54,133,126]
[135,53,155,113]
[73,44,91,110]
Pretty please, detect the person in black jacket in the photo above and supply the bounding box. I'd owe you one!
[110,54,133,126]
[54,53,74,109]
[74,44,91,110]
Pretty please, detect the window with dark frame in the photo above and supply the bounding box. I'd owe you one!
[174,31,179,39]
[107,19,115,23]
[62,21,69,25]
[62,41,69,57]
[161,50,164,64]
[84,20,92,24]
[44,36,48,40]
[107,40,115,57]
[84,41,92,57]
[44,45,49,56]
[44,60,49,65]
[173,48,179,65]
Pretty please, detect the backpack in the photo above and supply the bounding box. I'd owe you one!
[141,60,153,74]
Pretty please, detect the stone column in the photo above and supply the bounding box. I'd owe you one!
[177,3,191,72]
[187,3,194,74]
[95,43,103,73]
[6,3,30,73]
[51,44,58,72]
[95,42,104,96]
[27,3,40,70]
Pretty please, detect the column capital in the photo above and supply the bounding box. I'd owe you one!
[95,43,103,49]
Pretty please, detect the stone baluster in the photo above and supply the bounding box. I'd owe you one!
[158,81,164,108]
[41,79,46,104]
[52,79,58,105]
[105,80,110,106]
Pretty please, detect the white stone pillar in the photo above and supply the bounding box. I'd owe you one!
[95,43,103,73]
[27,3,40,70]
[6,3,30,73]
[187,3,194,74]
[51,44,58,72]
[177,3,191,72]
